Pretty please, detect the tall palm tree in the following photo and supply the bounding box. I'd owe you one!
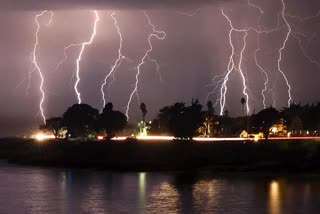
[241,98,246,117]
[140,103,147,123]
[207,100,214,117]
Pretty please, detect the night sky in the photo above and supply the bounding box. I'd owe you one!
[0,0,319,137]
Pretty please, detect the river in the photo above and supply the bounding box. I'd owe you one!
[0,162,319,213]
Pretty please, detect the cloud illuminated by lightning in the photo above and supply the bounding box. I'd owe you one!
[125,11,166,120]
[74,10,99,104]
[32,10,53,124]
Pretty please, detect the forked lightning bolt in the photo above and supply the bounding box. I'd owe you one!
[215,1,288,114]
[32,10,53,124]
[219,9,250,116]
[74,10,99,104]
[125,11,166,120]
[100,12,127,110]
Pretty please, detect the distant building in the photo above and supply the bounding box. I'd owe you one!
[269,118,287,137]
[239,130,264,140]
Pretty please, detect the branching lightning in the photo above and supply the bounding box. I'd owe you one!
[54,43,82,72]
[21,2,318,124]
[125,11,166,120]
[100,12,127,110]
[219,9,251,116]
[212,0,295,115]
[74,10,99,104]
[32,10,53,124]
[288,10,320,70]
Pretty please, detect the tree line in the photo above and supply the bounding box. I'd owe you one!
[41,103,127,139]
[41,99,320,140]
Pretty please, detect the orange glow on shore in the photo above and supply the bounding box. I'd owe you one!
[33,133,55,141]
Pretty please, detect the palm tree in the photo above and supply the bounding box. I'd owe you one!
[207,100,214,117]
[241,98,246,117]
[140,103,147,123]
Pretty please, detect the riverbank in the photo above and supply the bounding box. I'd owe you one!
[1,138,320,172]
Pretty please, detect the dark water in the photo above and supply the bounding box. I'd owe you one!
[0,162,319,214]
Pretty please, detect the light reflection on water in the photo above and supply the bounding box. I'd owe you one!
[0,162,320,213]
[269,180,281,214]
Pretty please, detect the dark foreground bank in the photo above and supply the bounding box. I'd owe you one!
[1,138,320,172]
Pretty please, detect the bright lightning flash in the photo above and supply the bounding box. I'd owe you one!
[215,1,286,115]
[125,11,166,120]
[278,0,293,107]
[32,10,53,124]
[100,12,128,110]
[219,9,250,116]
[74,10,99,104]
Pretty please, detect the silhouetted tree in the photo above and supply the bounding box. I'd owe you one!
[104,102,113,112]
[156,100,203,139]
[40,117,64,138]
[207,100,214,116]
[157,102,185,135]
[178,99,203,139]
[253,107,280,140]
[140,103,147,122]
[63,104,99,138]
[97,103,127,139]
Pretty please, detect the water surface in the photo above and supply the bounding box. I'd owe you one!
[0,162,319,213]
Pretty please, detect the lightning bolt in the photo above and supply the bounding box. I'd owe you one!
[216,1,288,115]
[288,10,320,70]
[54,43,82,73]
[292,33,320,69]
[74,10,99,104]
[32,10,53,124]
[248,0,269,109]
[125,11,166,120]
[100,12,127,110]
[277,0,293,107]
[254,35,269,109]
[237,31,250,115]
[286,10,320,23]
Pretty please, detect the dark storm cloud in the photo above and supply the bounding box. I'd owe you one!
[0,0,236,10]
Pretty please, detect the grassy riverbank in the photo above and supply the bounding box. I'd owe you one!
[1,138,320,172]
